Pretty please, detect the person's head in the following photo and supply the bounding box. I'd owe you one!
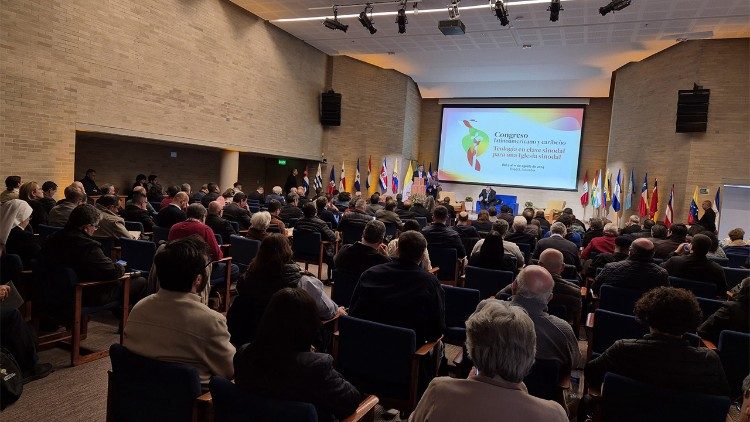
[154,235,210,293]
[207,201,223,216]
[700,231,720,253]
[539,248,564,276]
[63,185,86,205]
[465,300,536,383]
[397,231,427,264]
[477,209,490,222]
[589,217,604,230]
[42,181,58,198]
[488,207,497,217]
[668,223,688,242]
[301,202,316,218]
[72,181,85,194]
[131,191,148,209]
[432,205,448,223]
[222,188,235,200]
[479,231,504,261]
[247,233,293,277]
[457,211,470,225]
[180,183,191,195]
[19,181,42,201]
[396,193,403,203]
[354,199,366,212]
[701,200,712,211]
[729,228,745,241]
[199,184,208,194]
[512,216,526,232]
[85,169,96,180]
[522,208,534,223]
[418,164,424,172]
[500,205,511,214]
[271,186,282,196]
[96,195,119,212]
[165,185,179,198]
[250,211,271,232]
[362,220,386,246]
[229,193,246,207]
[314,196,328,212]
[402,219,421,233]
[550,221,567,236]
[630,238,655,260]
[267,199,282,215]
[443,197,451,205]
[369,193,379,205]
[688,224,705,237]
[233,182,242,191]
[135,174,147,185]
[251,288,321,357]
[296,186,306,197]
[556,213,573,227]
[635,287,701,336]
[530,219,541,228]
[254,186,264,194]
[4,176,21,191]
[492,219,510,237]
[627,215,641,226]
[148,174,158,183]
[0,199,33,234]
[132,186,146,196]
[642,219,655,232]
[563,207,573,215]
[185,203,207,222]
[99,183,115,196]
[651,223,668,239]
[614,235,633,253]
[173,192,189,209]
[534,209,546,219]
[292,169,298,176]
[512,265,554,303]
[603,223,618,237]
[66,204,101,235]
[384,200,396,212]
[206,182,219,193]
[689,233,711,257]
[285,193,298,206]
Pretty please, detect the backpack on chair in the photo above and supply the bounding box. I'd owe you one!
[0,348,23,410]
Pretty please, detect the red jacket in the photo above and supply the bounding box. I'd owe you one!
[581,234,616,259]
[168,220,222,261]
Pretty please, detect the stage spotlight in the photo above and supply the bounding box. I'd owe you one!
[493,0,509,27]
[396,6,408,34]
[548,0,562,22]
[448,0,460,19]
[358,4,377,34]
[323,6,348,32]
[599,0,631,16]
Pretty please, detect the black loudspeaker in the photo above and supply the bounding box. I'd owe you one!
[676,85,709,133]
[320,91,342,126]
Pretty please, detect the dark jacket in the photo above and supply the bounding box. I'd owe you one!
[294,217,336,243]
[585,333,730,396]
[505,231,536,249]
[333,242,389,282]
[283,175,298,195]
[661,254,727,293]
[697,292,749,343]
[451,224,479,239]
[374,209,402,228]
[593,257,669,295]
[698,208,717,232]
[532,235,582,270]
[350,259,445,345]
[498,213,514,226]
[26,199,48,232]
[395,208,415,220]
[422,223,466,258]
[206,214,236,245]
[222,203,252,230]
[200,192,221,209]
[120,204,155,232]
[409,204,431,220]
[537,216,551,230]
[39,197,57,214]
[5,226,41,268]
[339,210,373,231]
[234,347,362,421]
[468,251,516,272]
[586,251,628,278]
[581,228,604,248]
[279,204,303,223]
[246,190,264,204]
[472,220,494,233]
[620,224,642,236]
[653,238,683,260]
[318,209,339,230]
[190,191,205,205]
[157,204,186,228]
[79,176,100,196]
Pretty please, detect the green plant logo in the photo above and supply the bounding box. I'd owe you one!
[461,120,489,171]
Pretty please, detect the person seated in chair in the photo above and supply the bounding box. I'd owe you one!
[365,193,383,216]
[334,220,389,283]
[593,238,668,295]
[339,199,374,230]
[48,184,87,227]
[246,186,264,205]
[698,278,749,344]
[409,196,431,221]
[661,234,727,294]
[223,192,253,230]
[294,202,337,266]
[386,220,432,271]
[620,215,642,236]
[585,235,631,279]
[1,286,53,383]
[1,199,41,268]
[581,223,618,259]
[505,216,536,249]
[468,231,516,273]
[316,196,340,230]
[532,222,582,271]
[120,191,155,232]
[279,193,303,224]
[478,186,497,211]
[472,210,493,233]
[452,211,479,239]
[205,201,236,245]
[79,168,100,196]
[471,220,524,270]
[498,205,514,226]
[653,223,687,260]
[422,206,466,260]
[159,185,180,211]
[124,236,235,388]
[94,195,136,239]
[246,211,271,242]
[157,192,188,229]
[723,228,750,255]
[582,217,604,248]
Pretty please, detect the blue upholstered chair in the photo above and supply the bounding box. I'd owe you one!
[428,247,460,285]
[516,242,531,265]
[588,309,647,360]
[331,269,359,308]
[464,266,514,298]
[696,297,724,322]
[228,235,260,272]
[210,376,316,422]
[599,285,643,315]
[152,226,170,244]
[37,224,63,240]
[723,266,750,289]
[123,221,144,232]
[725,252,749,269]
[292,229,325,280]
[524,359,566,405]
[718,330,750,398]
[668,276,718,298]
[119,238,156,278]
[443,285,480,345]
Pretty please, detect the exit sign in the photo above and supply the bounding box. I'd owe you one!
[278,159,287,166]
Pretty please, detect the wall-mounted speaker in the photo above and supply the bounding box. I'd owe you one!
[320,90,341,126]
[676,85,709,133]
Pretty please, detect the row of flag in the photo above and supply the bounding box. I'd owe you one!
[310,157,435,197]
[580,170,721,227]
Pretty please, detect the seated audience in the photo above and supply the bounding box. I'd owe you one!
[99,183,116,196]
[316,196,340,230]
[620,215,642,235]
[221,188,235,204]
[582,217,604,248]
[146,175,163,202]
[593,238,668,294]
[366,193,383,215]
[168,203,221,261]
[190,184,209,204]
[1,285,53,383]
[279,193,303,223]
[497,205,513,225]
[132,174,148,191]
[247,211,271,242]
[548,213,582,248]
[634,218,656,239]
[452,211,479,239]
[532,222,582,271]
[223,192,252,229]
[128,186,157,214]
[469,231,517,272]
[350,230,444,345]
[472,209,493,233]
[265,185,285,205]
[79,168,100,196]
[18,181,48,231]
[409,196,431,220]
[505,216,536,248]
[698,200,717,233]
[232,182,243,195]
[180,183,191,197]
[124,236,234,387]
[48,184,86,227]
[702,231,726,259]
[534,209,551,231]
[563,208,586,232]
[159,185,180,210]
[339,198,374,230]
[395,198,415,220]
[724,228,750,254]
[471,220,524,269]
[200,183,221,208]
[266,199,286,230]
[581,222,618,259]
[442,197,456,221]
[40,181,58,214]
[0,200,40,267]
[206,201,236,244]
[698,278,749,343]
[1,175,21,204]
[410,299,568,422]
[157,191,188,228]
[234,288,361,421]
[661,233,728,293]
[508,265,581,375]
[246,186,264,204]
[585,235,632,278]
[334,220,389,281]
[294,202,337,264]
[421,206,466,259]
[375,199,402,229]
[585,287,729,396]
[527,219,542,239]
[94,195,135,239]
[487,207,498,223]
[386,219,432,271]
[119,191,155,232]
[653,223,687,259]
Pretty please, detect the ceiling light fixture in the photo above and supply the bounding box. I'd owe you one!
[599,0,630,16]
[448,0,460,20]
[323,6,348,32]
[492,1,510,26]
[439,1,466,35]
[358,4,377,34]
[396,3,408,34]
[548,0,562,22]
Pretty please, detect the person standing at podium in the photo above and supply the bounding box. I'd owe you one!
[478,186,497,210]
[412,164,427,181]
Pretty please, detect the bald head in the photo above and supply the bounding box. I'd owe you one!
[539,249,564,276]
[513,265,554,302]
[207,201,223,216]
[630,238,655,260]
[173,191,189,208]
[72,181,85,194]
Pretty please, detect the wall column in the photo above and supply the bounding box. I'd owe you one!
[219,150,240,192]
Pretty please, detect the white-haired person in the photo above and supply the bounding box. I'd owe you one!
[265,186,285,205]
[505,215,537,248]
[410,299,567,422]
[581,222,618,259]
[247,211,271,242]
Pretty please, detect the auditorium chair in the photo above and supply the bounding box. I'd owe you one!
[383,222,398,240]
[668,276,718,298]
[460,237,480,258]
[228,235,260,272]
[149,201,162,212]
[119,238,156,278]
[696,297,724,322]
[248,205,260,213]
[214,233,223,246]
[1,253,32,319]
[152,226,170,244]
[415,217,427,228]
[725,252,750,269]
[586,309,647,361]
[598,285,643,315]
[707,256,730,267]
[228,220,240,233]
[107,344,202,422]
[330,269,359,308]
[210,257,234,313]
[427,247,460,285]
[443,285,480,346]
[266,225,282,234]
[723,266,750,289]
[523,359,569,407]
[34,264,131,366]
[292,229,326,280]
[597,372,730,422]
[464,266,514,298]
[36,223,62,240]
[516,242,531,265]
[718,330,750,398]
[286,217,300,228]
[339,221,366,246]
[333,316,442,415]
[122,221,144,233]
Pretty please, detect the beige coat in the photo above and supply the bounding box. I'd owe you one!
[94,204,135,239]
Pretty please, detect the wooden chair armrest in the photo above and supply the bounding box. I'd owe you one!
[701,339,717,350]
[429,267,440,275]
[580,286,587,298]
[21,269,33,275]
[343,395,379,422]
[239,229,249,235]
[590,289,599,301]
[196,391,212,405]
[415,336,443,357]
[76,274,131,288]
[558,373,572,390]
[214,257,232,264]
[322,313,341,326]
[586,312,595,329]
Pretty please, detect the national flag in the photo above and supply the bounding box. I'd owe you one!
[612,169,622,212]
[379,158,388,192]
[623,169,634,210]
[580,171,589,207]
[664,184,674,228]
[649,179,659,220]
[638,173,649,217]
[354,158,361,192]
[314,163,323,190]
[688,186,699,224]
[603,170,611,210]
[366,156,372,194]
[327,166,336,195]
[591,170,601,209]
[715,187,721,213]
[403,160,414,198]
[339,161,346,192]
[391,159,400,194]
[302,168,309,192]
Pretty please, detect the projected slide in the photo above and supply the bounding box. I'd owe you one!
[438,106,584,191]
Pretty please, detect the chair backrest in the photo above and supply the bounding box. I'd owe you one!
[0,254,23,283]
[119,238,156,273]
[123,221,144,232]
[461,237,480,257]
[668,276,718,298]
[149,201,162,211]
[718,330,750,397]
[210,376,318,422]
[267,225,282,234]
[591,309,647,356]
[696,297,725,322]
[427,247,458,282]
[547,304,567,321]
[340,222,366,245]
[336,316,416,402]
[601,372,730,422]
[523,359,561,401]
[415,217,427,228]
[599,285,643,315]
[723,266,750,289]
[464,266,514,298]
[516,242,531,264]
[561,264,578,279]
[152,226,170,244]
[248,205,260,213]
[229,235,260,270]
[331,269,360,308]
[93,236,115,259]
[443,285,480,345]
[383,222,398,239]
[214,233,223,245]
[726,252,750,268]
[108,344,202,422]
[37,224,63,240]
[287,217,300,228]
[229,221,240,233]
[707,256,729,267]
[292,229,322,261]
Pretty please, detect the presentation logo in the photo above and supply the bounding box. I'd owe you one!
[461,120,489,171]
